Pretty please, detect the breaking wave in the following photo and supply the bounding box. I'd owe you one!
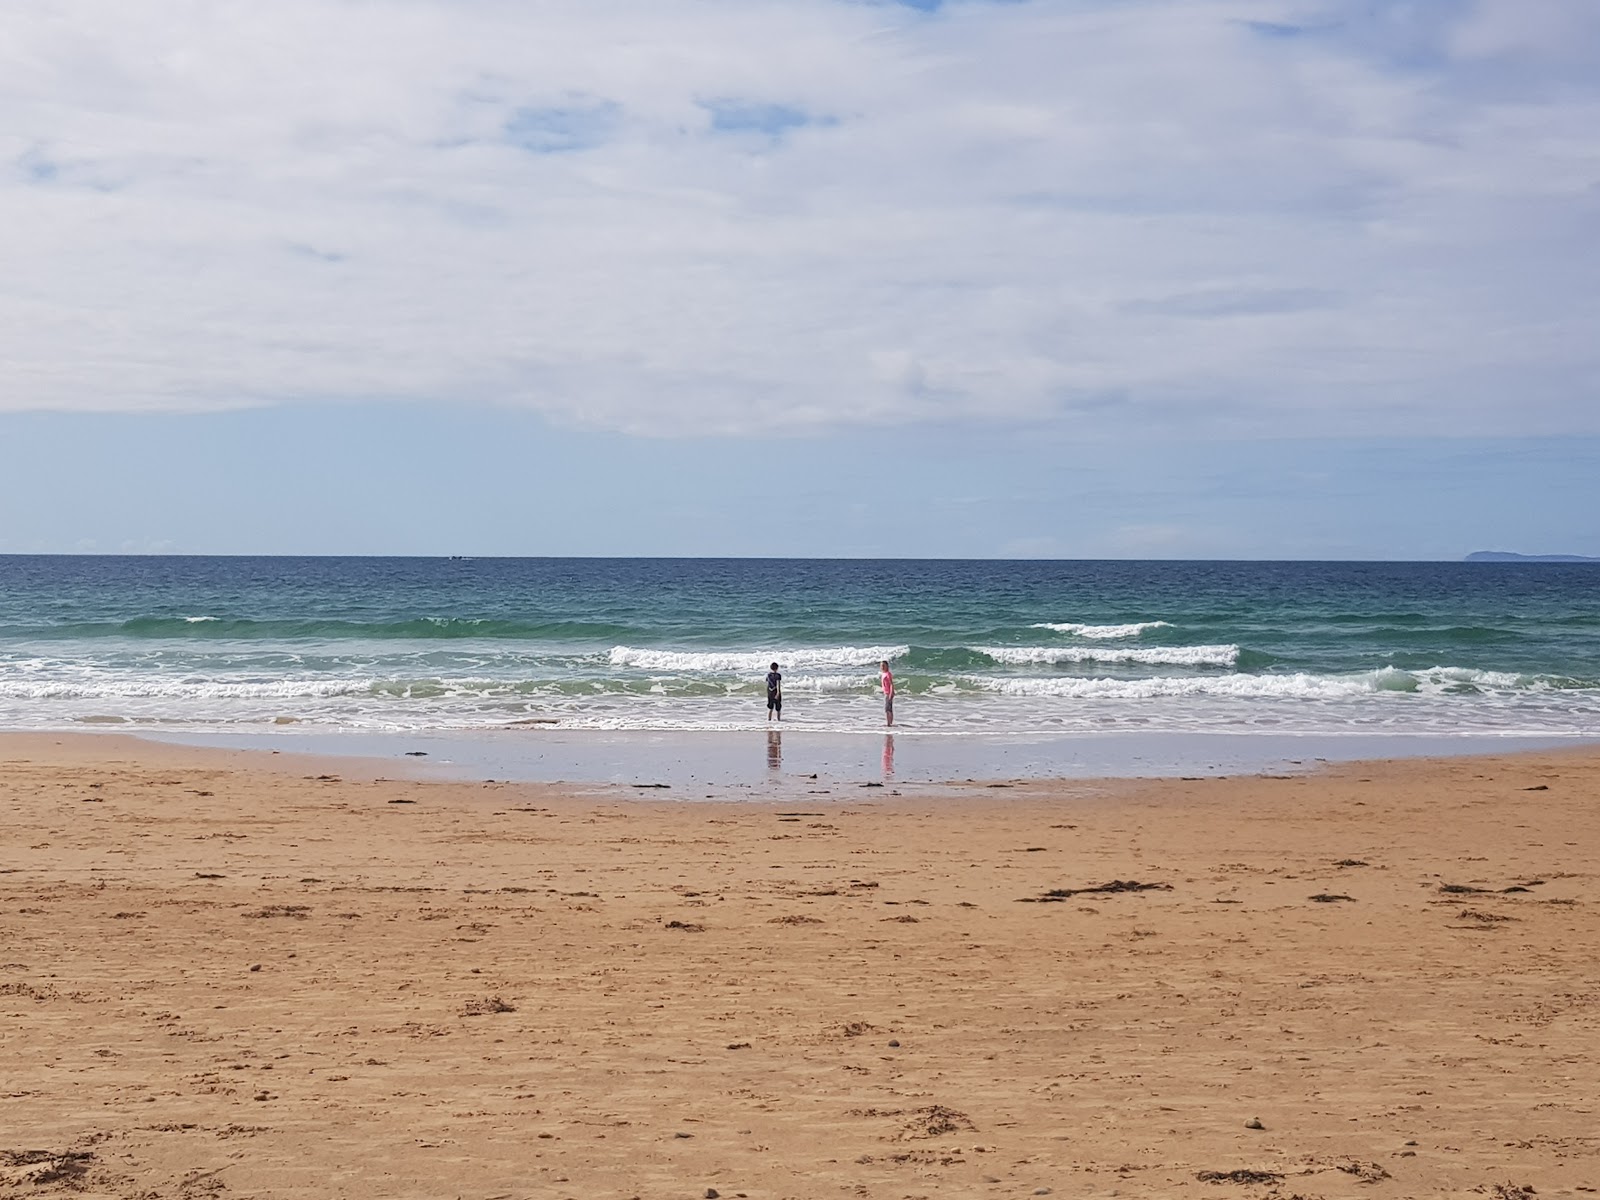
[1030,621,1173,638]
[608,645,908,672]
[963,666,1550,700]
[0,678,372,701]
[976,644,1240,668]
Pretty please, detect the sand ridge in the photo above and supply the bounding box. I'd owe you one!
[2,733,1598,1198]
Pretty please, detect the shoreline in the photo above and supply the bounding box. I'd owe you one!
[66,725,1600,795]
[4,732,1598,1197]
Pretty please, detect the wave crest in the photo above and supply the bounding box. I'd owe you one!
[976,644,1240,668]
[0,678,371,701]
[962,666,1548,700]
[1030,621,1172,639]
[608,645,908,673]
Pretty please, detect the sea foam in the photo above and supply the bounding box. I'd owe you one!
[975,644,1240,668]
[0,677,371,700]
[961,665,1544,700]
[964,672,1375,700]
[608,645,908,672]
[1030,621,1172,638]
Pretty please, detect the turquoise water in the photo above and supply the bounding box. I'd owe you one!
[1,556,1597,739]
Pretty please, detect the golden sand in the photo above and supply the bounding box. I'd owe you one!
[2,733,1597,1198]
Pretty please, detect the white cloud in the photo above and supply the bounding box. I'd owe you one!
[1,0,1597,437]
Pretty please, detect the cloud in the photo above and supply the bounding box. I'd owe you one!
[1,0,1597,438]
[1122,288,1338,318]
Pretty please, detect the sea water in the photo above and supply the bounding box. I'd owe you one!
[1,557,1597,747]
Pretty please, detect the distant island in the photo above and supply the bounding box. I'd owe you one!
[1465,551,1600,563]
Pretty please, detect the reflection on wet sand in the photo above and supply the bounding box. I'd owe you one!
[882,733,895,779]
[767,728,782,771]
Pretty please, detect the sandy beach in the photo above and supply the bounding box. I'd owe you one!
[3,733,1597,1200]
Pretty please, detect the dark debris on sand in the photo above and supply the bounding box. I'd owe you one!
[1196,1168,1284,1185]
[1020,880,1172,903]
[1,1148,96,1188]
[848,1104,976,1140]
[460,996,516,1016]
[1336,1160,1392,1183]
[241,905,311,919]
[1440,880,1546,896]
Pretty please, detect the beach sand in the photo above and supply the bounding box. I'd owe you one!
[2,733,1596,1199]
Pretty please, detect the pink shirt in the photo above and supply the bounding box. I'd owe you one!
[881,668,894,699]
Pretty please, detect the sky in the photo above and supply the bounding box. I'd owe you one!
[2,0,1597,557]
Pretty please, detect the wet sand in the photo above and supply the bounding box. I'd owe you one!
[143,726,1586,791]
[2,732,1597,1199]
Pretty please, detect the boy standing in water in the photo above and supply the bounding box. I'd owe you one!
[880,659,895,727]
[766,662,782,721]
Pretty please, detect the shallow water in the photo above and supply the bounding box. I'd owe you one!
[146,727,1586,794]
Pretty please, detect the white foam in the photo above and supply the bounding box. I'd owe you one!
[183,616,221,623]
[1,644,1589,746]
[1357,665,1544,695]
[779,674,879,692]
[0,678,370,700]
[962,672,1375,700]
[1030,621,1172,639]
[607,645,908,673]
[961,666,1547,701]
[976,644,1240,668]
[1410,666,1531,690]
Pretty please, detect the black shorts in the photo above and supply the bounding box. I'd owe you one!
[768,692,782,711]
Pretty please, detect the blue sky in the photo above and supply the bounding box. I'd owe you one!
[2,0,1597,557]
[3,406,1594,558]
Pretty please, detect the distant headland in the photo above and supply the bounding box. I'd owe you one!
[1465,551,1600,563]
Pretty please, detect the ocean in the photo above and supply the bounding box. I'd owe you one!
[1,557,1597,748]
